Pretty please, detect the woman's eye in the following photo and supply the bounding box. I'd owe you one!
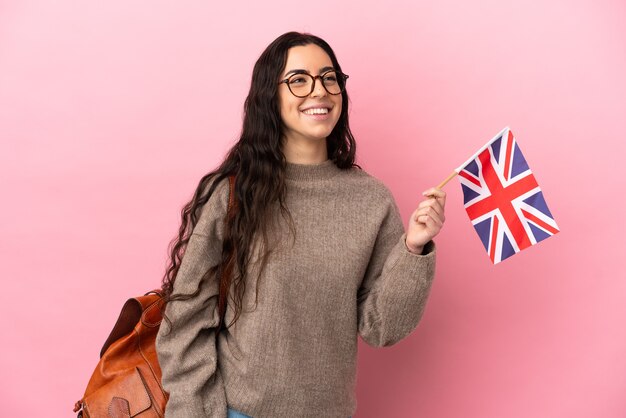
[290,76,307,84]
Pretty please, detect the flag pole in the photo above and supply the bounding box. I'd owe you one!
[436,170,458,190]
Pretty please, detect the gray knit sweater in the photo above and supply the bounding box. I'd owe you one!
[156,159,436,418]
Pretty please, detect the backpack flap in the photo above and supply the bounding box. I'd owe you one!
[82,367,153,417]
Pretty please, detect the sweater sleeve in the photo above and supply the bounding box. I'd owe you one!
[357,190,436,347]
[156,178,229,418]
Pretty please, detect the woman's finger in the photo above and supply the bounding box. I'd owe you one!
[420,204,443,224]
[417,210,443,228]
[422,188,446,209]
[417,199,445,222]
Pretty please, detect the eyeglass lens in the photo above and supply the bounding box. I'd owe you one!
[287,72,344,97]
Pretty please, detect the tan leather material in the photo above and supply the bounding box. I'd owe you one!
[141,297,164,328]
[100,299,142,358]
[76,294,166,418]
[108,397,131,418]
[84,370,152,417]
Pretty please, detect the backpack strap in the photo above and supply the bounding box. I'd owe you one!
[227,175,237,219]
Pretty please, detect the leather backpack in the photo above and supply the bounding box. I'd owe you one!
[73,291,168,418]
[74,176,236,417]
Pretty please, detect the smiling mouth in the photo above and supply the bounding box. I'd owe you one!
[301,108,330,115]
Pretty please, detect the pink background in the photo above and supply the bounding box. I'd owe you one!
[1,0,625,416]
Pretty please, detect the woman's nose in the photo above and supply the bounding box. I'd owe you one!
[310,77,327,97]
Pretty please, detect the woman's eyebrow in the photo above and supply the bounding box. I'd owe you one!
[283,69,306,78]
[283,66,335,78]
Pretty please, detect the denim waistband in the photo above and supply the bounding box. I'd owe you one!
[227,407,351,418]
[227,408,252,418]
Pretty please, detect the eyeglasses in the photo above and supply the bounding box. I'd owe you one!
[279,69,349,98]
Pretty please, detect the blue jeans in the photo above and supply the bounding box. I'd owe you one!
[227,407,351,418]
[227,408,252,418]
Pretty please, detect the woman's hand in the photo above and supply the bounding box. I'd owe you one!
[405,188,446,254]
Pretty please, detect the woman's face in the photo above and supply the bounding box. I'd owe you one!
[278,44,343,145]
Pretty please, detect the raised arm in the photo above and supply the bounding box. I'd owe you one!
[357,189,438,347]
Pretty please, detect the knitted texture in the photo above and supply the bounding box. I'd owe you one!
[156,159,436,418]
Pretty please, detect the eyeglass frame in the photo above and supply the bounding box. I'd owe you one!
[278,69,349,98]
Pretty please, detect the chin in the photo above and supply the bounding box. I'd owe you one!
[307,132,333,141]
[310,125,336,139]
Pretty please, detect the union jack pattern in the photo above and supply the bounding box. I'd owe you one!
[457,127,559,264]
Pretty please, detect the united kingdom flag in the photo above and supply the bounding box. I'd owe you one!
[457,127,559,264]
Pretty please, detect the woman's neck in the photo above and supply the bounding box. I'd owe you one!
[281,136,328,164]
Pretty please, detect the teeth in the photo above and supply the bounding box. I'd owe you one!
[302,108,329,115]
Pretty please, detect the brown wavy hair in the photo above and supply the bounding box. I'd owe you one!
[161,31,358,331]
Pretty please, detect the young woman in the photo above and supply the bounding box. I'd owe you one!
[156,31,446,418]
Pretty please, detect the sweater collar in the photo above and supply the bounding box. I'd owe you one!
[285,159,341,181]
